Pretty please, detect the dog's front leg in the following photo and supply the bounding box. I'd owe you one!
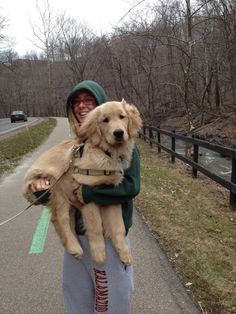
[50,193,83,259]
[101,205,133,265]
[80,203,106,264]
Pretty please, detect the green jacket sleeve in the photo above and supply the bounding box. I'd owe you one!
[82,146,140,205]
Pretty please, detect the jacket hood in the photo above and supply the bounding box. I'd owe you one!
[67,80,108,114]
[67,80,108,137]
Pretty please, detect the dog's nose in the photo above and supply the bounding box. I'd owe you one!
[113,129,124,139]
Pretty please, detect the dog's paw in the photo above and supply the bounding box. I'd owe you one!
[113,241,133,265]
[70,250,84,259]
[67,244,84,260]
[120,252,133,266]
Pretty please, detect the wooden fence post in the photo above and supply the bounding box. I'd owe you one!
[149,124,153,147]
[143,125,146,141]
[157,127,161,153]
[171,130,175,163]
[192,143,199,178]
[230,158,236,210]
[192,135,199,178]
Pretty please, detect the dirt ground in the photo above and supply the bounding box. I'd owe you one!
[160,111,236,149]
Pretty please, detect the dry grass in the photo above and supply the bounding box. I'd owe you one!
[0,118,57,178]
[1,123,235,313]
[135,139,236,314]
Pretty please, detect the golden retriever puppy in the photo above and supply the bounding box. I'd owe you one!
[23,100,142,265]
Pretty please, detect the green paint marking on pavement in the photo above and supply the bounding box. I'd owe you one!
[29,207,51,254]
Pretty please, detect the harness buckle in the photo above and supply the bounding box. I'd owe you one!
[72,144,84,158]
[104,170,112,176]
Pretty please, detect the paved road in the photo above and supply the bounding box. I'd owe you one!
[0,118,200,314]
[0,117,41,138]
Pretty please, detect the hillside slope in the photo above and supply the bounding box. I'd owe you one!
[160,112,236,149]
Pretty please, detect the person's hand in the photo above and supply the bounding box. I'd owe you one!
[29,177,51,205]
[30,177,51,192]
[73,185,84,204]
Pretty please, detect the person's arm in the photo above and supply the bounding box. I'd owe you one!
[81,146,140,205]
[22,139,76,204]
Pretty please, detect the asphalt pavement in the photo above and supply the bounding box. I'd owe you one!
[0,117,200,314]
[0,117,43,139]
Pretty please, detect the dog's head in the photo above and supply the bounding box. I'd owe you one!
[78,100,142,147]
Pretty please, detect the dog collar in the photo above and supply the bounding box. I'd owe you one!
[73,167,122,176]
[71,144,123,176]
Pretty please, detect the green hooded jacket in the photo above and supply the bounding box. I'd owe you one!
[67,80,108,113]
[67,80,140,235]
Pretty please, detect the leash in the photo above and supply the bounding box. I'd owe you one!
[0,165,71,227]
[0,188,51,226]
[0,144,83,227]
[0,143,85,227]
[0,143,119,227]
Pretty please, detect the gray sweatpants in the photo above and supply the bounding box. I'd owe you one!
[62,235,134,314]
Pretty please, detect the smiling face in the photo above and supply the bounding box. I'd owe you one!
[71,91,97,124]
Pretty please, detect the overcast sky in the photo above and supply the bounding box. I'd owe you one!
[1,0,148,56]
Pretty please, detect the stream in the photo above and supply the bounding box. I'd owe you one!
[162,137,232,181]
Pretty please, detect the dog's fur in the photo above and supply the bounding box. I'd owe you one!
[23,100,142,264]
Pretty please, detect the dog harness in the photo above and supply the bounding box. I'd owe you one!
[71,144,123,176]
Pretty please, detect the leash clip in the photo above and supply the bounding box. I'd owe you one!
[72,144,85,157]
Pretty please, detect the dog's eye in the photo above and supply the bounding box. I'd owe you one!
[120,115,125,119]
[103,118,109,123]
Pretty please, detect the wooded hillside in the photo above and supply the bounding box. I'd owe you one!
[1,0,236,140]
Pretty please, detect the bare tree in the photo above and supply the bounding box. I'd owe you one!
[1,0,236,133]
[0,13,11,52]
[30,0,59,115]
[210,0,236,108]
[0,11,18,117]
[56,14,99,84]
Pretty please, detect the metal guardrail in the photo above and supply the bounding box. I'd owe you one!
[140,124,236,209]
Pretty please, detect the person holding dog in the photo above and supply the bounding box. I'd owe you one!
[25,80,140,314]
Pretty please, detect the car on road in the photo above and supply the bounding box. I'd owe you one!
[10,111,28,123]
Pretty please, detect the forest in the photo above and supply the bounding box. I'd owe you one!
[0,0,236,140]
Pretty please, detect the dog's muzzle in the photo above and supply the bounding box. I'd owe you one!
[113,129,124,139]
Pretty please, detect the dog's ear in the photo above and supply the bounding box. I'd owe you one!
[78,107,102,145]
[122,99,142,138]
